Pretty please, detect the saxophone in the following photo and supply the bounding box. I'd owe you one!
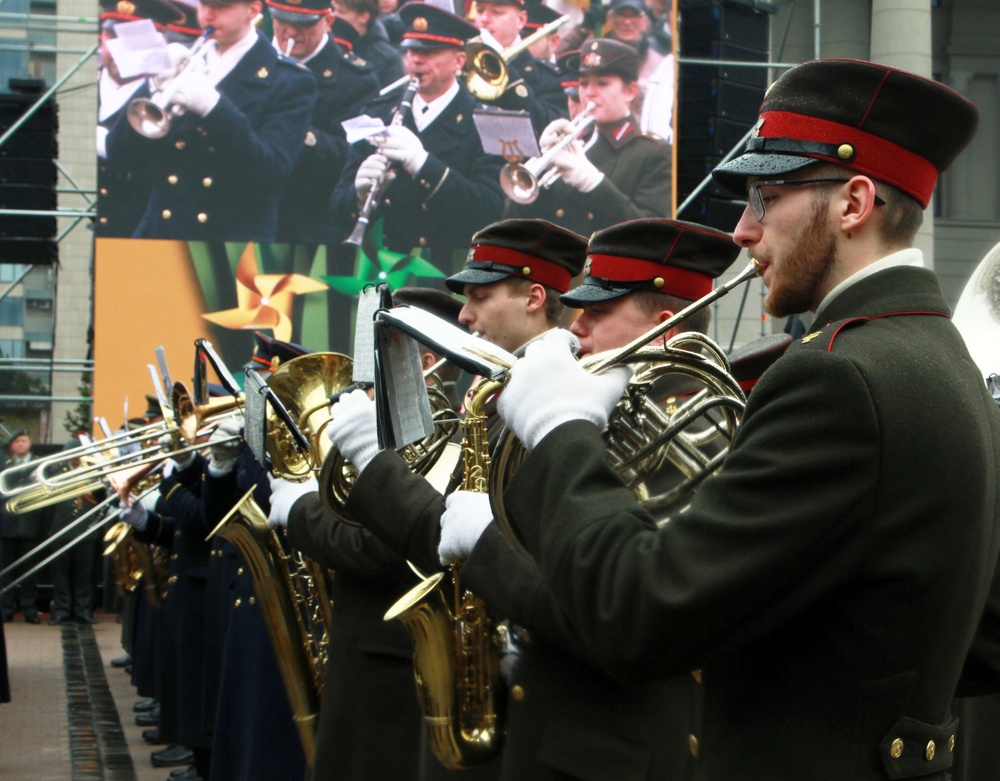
[384,379,506,770]
[211,488,332,770]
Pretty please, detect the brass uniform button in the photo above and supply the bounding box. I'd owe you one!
[890,738,904,759]
[162,209,172,220]
[99,187,108,195]
[167,175,178,184]
[99,217,108,225]
[691,669,702,683]
[237,567,244,576]
[203,177,212,187]
[168,575,178,584]
[949,734,956,751]
[837,143,854,160]
[170,553,178,561]
[586,212,594,220]
[175,140,185,150]
[555,208,565,218]
[197,212,208,223]
[249,596,256,605]
[174,530,180,537]
[418,237,427,247]
[510,685,524,701]
[653,277,665,289]
[234,597,242,608]
[521,266,531,276]
[925,740,935,761]
[688,735,699,756]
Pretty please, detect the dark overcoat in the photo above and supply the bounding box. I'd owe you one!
[503,266,1000,781]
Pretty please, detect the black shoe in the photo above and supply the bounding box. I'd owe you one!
[77,613,98,625]
[142,727,167,745]
[136,706,160,727]
[24,614,40,624]
[134,697,158,713]
[111,654,132,668]
[168,767,202,781]
[151,745,194,768]
[49,615,68,626]
[125,664,133,675]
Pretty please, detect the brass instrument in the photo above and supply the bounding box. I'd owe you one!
[465,15,569,101]
[489,261,762,558]
[384,378,505,770]
[127,27,216,139]
[343,76,420,248]
[211,489,331,769]
[105,521,168,610]
[500,102,596,204]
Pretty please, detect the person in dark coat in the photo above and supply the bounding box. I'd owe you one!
[331,3,506,274]
[506,38,670,235]
[332,0,406,88]
[268,0,379,243]
[484,58,1000,781]
[105,0,317,242]
[0,430,48,623]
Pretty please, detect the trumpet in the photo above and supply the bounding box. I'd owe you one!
[127,27,216,139]
[465,15,568,102]
[499,102,596,204]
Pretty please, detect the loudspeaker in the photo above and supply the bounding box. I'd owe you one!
[677,0,775,229]
[0,78,59,265]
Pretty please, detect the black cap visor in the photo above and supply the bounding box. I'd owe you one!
[445,268,512,293]
[560,278,632,306]
[711,152,817,196]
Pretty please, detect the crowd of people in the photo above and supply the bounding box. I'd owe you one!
[95,0,676,264]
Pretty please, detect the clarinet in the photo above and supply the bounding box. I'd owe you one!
[344,76,420,247]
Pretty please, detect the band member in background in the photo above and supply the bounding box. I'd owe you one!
[265,294,476,781]
[1,430,46,624]
[506,38,669,235]
[268,0,379,243]
[491,59,1000,781]
[520,0,564,62]
[331,3,505,274]
[106,0,317,241]
[332,0,406,88]
[469,0,567,133]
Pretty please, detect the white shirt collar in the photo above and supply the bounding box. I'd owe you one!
[815,248,924,314]
[206,27,258,85]
[412,80,459,132]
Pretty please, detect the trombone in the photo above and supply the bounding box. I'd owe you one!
[499,102,596,204]
[464,15,568,101]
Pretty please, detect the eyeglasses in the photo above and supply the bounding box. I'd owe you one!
[746,178,886,222]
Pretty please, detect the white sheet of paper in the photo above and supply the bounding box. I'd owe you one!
[342,115,389,144]
[105,19,171,79]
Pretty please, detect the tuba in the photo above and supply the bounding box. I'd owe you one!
[383,378,506,770]
[490,261,761,558]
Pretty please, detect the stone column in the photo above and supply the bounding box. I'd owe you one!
[870,0,934,265]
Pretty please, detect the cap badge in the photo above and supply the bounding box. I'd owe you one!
[521,266,532,277]
[257,67,269,78]
[117,0,135,14]
[413,16,428,31]
[583,51,602,68]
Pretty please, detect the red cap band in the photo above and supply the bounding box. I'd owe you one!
[403,31,464,47]
[760,110,939,207]
[267,0,331,15]
[587,254,713,299]
[470,245,574,292]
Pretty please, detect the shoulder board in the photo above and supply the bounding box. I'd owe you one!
[796,309,949,352]
[343,52,372,71]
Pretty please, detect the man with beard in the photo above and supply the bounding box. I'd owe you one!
[485,58,1000,781]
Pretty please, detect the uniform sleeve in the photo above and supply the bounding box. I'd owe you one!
[505,349,880,680]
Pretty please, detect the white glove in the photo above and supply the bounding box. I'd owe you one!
[169,69,220,116]
[377,125,429,175]
[118,498,148,532]
[551,140,604,192]
[438,490,493,565]
[207,413,243,476]
[266,474,318,529]
[326,388,380,474]
[539,118,573,153]
[497,329,632,449]
[354,152,392,205]
[158,432,196,472]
